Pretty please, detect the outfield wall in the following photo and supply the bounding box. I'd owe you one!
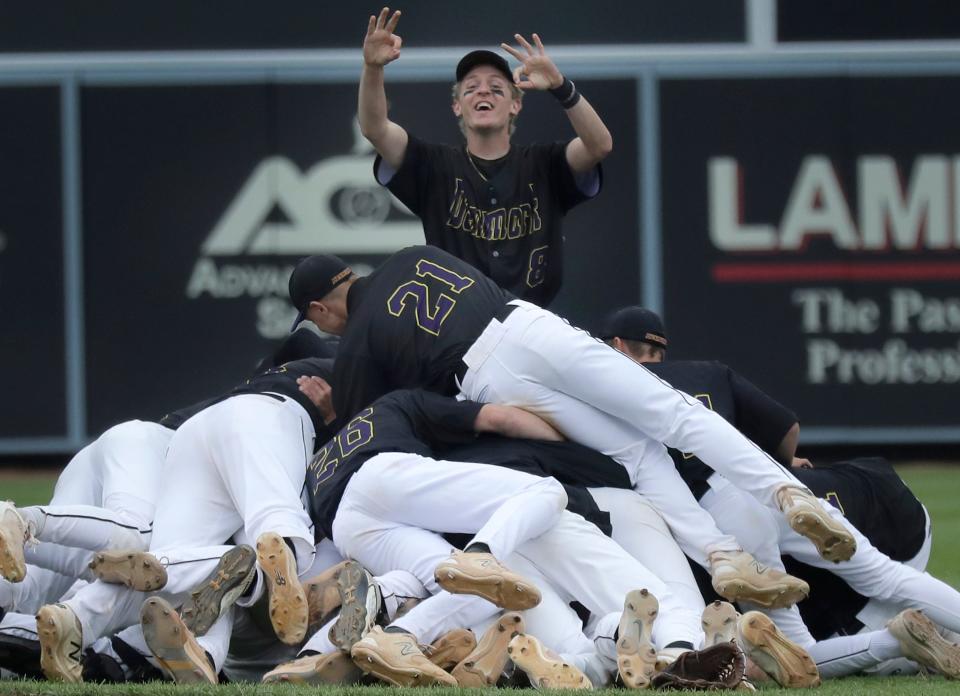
[1,0,959,452]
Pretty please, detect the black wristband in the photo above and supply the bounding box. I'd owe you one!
[549,76,581,109]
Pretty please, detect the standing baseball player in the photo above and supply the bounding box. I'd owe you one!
[287,248,848,604]
[358,7,612,306]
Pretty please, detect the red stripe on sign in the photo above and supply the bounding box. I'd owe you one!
[712,261,960,282]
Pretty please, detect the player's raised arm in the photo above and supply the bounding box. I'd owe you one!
[475,404,565,442]
[358,7,410,170]
[501,33,612,174]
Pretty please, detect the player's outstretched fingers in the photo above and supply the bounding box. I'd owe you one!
[140,597,217,684]
[434,550,541,610]
[88,550,168,592]
[256,532,308,645]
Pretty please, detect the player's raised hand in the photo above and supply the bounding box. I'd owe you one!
[501,33,563,91]
[364,7,403,67]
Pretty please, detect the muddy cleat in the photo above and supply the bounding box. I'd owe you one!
[256,532,308,645]
[777,485,856,563]
[262,651,363,685]
[702,600,741,647]
[36,603,83,682]
[88,550,168,592]
[435,550,541,611]
[140,597,216,684]
[180,544,256,636]
[888,609,960,679]
[508,633,592,689]
[330,560,382,652]
[351,626,458,687]
[738,611,820,688]
[709,550,809,609]
[304,559,351,634]
[0,502,29,583]
[616,588,659,689]
[452,612,524,687]
[425,628,477,671]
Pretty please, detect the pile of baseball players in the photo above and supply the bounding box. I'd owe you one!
[2,6,960,689]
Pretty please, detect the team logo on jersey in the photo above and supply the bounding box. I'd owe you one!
[184,119,422,338]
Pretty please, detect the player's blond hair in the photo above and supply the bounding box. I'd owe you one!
[451,81,524,136]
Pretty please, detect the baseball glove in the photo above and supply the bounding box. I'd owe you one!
[650,642,745,691]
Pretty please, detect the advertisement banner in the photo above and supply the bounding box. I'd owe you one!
[0,87,66,438]
[81,79,637,433]
[660,76,960,431]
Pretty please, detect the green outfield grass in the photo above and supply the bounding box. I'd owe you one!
[2,464,959,695]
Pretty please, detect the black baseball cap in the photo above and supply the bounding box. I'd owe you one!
[456,50,513,83]
[599,306,668,349]
[288,254,353,331]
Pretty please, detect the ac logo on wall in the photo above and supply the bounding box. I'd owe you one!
[185,123,423,338]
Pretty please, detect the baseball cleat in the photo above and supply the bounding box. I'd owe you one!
[0,501,29,583]
[702,600,741,647]
[709,550,809,609]
[435,550,541,610]
[180,544,256,636]
[350,626,458,687]
[88,550,168,592]
[424,628,477,671]
[262,651,363,685]
[508,633,592,689]
[256,532,308,645]
[776,485,856,563]
[329,560,382,652]
[452,612,524,687]
[304,559,351,635]
[140,597,216,684]
[888,609,960,679]
[737,611,820,688]
[616,588,659,689]
[36,603,83,683]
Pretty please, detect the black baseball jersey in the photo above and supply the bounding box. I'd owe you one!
[440,436,632,537]
[784,457,928,639]
[333,245,512,426]
[792,457,926,562]
[307,389,483,539]
[645,361,798,499]
[375,136,600,306]
[159,357,335,442]
[256,328,339,372]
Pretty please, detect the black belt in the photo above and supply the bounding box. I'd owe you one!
[454,303,519,385]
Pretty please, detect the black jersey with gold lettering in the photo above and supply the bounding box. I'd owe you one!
[333,245,512,425]
[159,357,334,440]
[645,361,797,498]
[375,137,599,306]
[308,389,483,539]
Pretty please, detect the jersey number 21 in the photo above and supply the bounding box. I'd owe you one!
[387,259,476,335]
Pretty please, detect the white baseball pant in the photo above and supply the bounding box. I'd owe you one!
[458,300,805,564]
[150,394,316,571]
